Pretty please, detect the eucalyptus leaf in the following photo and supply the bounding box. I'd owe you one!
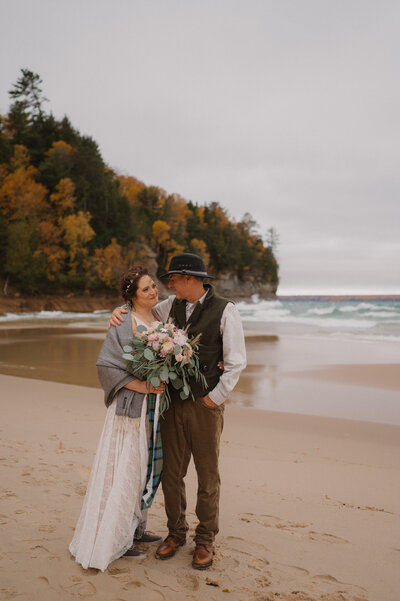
[183,383,189,396]
[143,348,155,360]
[159,366,169,381]
[173,344,181,355]
[168,371,177,380]
[136,324,147,333]
[171,377,183,390]
[180,390,189,400]
[122,353,134,360]
[123,345,132,352]
[150,376,160,387]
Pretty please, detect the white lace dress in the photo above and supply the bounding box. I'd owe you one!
[69,318,158,571]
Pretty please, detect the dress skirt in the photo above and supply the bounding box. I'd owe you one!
[69,397,148,571]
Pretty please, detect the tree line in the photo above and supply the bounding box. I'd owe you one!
[0,70,279,294]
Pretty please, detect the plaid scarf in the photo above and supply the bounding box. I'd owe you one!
[141,392,163,509]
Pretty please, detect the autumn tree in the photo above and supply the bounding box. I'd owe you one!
[92,238,126,287]
[60,211,95,275]
[0,146,47,222]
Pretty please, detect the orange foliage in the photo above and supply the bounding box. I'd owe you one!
[46,140,76,167]
[92,238,126,287]
[0,165,47,221]
[166,243,185,269]
[35,220,66,279]
[60,211,95,274]
[50,177,76,217]
[10,145,30,170]
[196,206,205,225]
[117,175,146,205]
[0,164,8,186]
[190,239,210,267]
[152,220,170,246]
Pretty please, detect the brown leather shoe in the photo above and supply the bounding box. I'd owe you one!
[192,544,214,570]
[155,535,186,560]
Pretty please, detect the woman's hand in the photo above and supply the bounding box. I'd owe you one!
[125,379,165,395]
[108,306,128,328]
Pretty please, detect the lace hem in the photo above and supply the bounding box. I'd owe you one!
[69,397,148,571]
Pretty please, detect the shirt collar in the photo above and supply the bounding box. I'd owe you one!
[186,289,208,308]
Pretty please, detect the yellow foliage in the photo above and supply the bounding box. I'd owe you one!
[36,220,66,279]
[92,238,126,287]
[152,220,170,245]
[190,239,210,267]
[60,211,95,274]
[50,178,76,216]
[117,175,146,205]
[0,164,8,186]
[46,140,76,166]
[166,195,190,237]
[0,165,48,221]
[10,145,30,170]
[166,243,185,269]
[196,206,204,225]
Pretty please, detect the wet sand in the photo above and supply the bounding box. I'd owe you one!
[1,373,399,601]
[0,323,399,424]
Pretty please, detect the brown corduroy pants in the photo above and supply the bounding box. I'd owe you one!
[160,396,224,544]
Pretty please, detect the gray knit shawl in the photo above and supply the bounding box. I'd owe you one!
[96,310,145,418]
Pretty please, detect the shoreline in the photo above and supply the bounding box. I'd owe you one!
[1,374,399,601]
[0,323,399,425]
[1,292,399,317]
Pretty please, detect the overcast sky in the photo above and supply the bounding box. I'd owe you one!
[1,0,399,294]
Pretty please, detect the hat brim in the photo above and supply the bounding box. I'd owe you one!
[160,270,215,279]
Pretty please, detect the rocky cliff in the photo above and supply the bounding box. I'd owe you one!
[0,272,277,314]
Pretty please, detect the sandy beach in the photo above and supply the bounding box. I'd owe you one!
[1,372,399,601]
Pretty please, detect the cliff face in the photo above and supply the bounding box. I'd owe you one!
[214,272,277,299]
[0,272,277,314]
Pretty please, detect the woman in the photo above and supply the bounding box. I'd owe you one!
[69,266,164,571]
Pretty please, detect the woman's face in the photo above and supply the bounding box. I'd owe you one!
[133,275,159,308]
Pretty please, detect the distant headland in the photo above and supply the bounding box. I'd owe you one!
[0,69,279,306]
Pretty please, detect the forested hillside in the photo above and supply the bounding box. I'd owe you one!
[0,70,279,295]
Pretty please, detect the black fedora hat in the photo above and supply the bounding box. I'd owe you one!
[160,253,215,279]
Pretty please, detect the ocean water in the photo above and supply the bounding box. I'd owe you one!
[237,297,400,343]
[1,298,400,343]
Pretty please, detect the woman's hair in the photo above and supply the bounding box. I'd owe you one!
[120,265,149,305]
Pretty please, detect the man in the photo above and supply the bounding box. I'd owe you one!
[109,253,246,569]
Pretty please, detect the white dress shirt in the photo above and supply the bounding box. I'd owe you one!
[154,292,247,406]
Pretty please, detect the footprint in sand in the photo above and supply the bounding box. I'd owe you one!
[256,574,272,588]
[107,565,130,575]
[75,483,87,496]
[38,524,56,533]
[60,576,96,598]
[219,555,241,570]
[249,557,271,572]
[30,545,58,560]
[176,571,200,591]
[308,531,349,544]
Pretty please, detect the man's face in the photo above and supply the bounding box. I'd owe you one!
[167,274,190,299]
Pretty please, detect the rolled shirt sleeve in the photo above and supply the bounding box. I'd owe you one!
[207,303,247,406]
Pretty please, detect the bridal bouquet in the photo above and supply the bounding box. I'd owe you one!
[122,321,207,414]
